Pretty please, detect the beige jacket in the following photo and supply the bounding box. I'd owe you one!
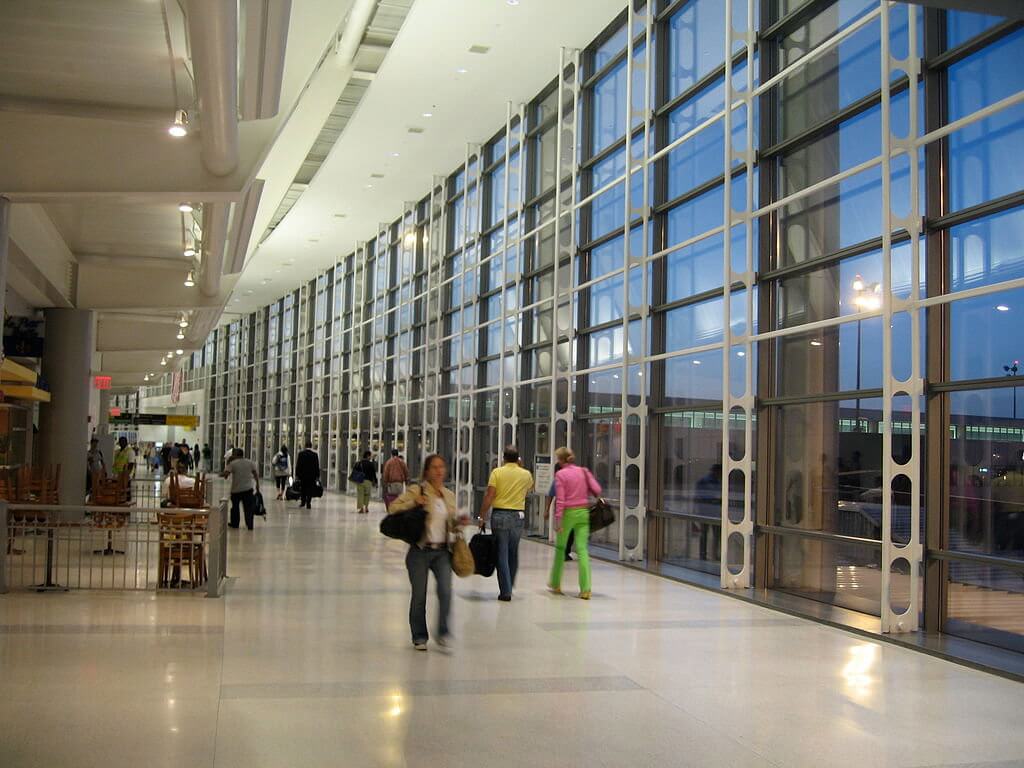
[388,482,458,547]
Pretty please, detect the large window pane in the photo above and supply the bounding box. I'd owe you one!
[948,30,1024,212]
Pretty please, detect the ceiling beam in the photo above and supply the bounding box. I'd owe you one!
[0,112,275,201]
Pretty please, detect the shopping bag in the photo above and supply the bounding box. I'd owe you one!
[450,532,474,578]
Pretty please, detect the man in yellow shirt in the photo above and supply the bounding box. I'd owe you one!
[480,446,534,601]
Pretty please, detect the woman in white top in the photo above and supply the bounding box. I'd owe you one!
[388,454,467,650]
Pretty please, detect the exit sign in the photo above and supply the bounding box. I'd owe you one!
[94,376,112,390]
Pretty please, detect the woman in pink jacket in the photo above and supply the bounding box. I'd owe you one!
[547,446,602,599]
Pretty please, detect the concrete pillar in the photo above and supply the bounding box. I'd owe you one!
[39,308,96,507]
[97,389,111,435]
[0,196,9,359]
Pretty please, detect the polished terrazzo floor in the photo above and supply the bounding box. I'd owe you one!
[2,484,1023,768]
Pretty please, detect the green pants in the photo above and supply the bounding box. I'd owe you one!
[357,480,372,508]
[549,506,591,592]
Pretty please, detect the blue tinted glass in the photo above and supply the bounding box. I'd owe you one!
[948,30,1024,212]
[489,162,506,225]
[594,25,628,70]
[951,287,1024,381]
[667,184,724,247]
[589,274,625,326]
[666,295,724,352]
[947,10,1005,50]
[664,349,723,405]
[666,232,724,302]
[950,206,1024,293]
[593,59,627,153]
[590,227,644,282]
[668,0,726,100]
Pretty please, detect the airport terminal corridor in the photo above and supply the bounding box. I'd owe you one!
[2,487,1022,768]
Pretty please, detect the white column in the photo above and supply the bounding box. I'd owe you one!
[39,308,96,507]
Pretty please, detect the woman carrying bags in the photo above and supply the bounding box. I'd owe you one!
[272,445,291,500]
[388,454,469,650]
[547,446,602,600]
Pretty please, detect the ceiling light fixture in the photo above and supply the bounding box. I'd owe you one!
[161,359,167,366]
[422,112,433,118]
[506,0,519,5]
[456,67,468,74]
[391,152,400,158]
[810,340,823,347]
[168,109,189,137]
[166,352,174,359]
[178,315,189,328]
[176,330,185,340]
[183,247,196,258]
[178,202,193,213]
[184,270,195,287]
[175,349,184,356]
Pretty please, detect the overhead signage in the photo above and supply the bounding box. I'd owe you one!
[109,412,199,429]
[109,407,122,417]
[94,376,112,390]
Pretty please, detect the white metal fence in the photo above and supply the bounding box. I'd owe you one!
[0,499,228,596]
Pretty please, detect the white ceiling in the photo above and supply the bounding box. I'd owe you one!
[0,0,176,111]
[232,0,626,312]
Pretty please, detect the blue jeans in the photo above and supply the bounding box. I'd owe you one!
[490,509,524,598]
[405,546,452,644]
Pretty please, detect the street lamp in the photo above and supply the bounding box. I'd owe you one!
[851,275,881,432]
[1005,360,1019,421]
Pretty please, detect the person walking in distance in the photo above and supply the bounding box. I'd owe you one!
[479,446,534,602]
[548,446,601,600]
[353,450,378,514]
[272,445,291,500]
[220,448,260,530]
[388,455,469,650]
[295,442,320,510]
[382,449,409,510]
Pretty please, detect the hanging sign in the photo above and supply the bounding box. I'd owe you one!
[94,376,112,390]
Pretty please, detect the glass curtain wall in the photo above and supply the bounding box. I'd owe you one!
[145,0,1024,655]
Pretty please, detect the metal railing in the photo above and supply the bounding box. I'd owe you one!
[0,499,228,596]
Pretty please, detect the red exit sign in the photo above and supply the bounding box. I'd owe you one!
[109,407,121,417]
[94,376,112,390]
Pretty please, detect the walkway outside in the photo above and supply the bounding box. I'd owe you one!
[1,484,1022,767]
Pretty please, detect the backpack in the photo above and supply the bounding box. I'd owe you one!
[348,464,366,484]
[274,453,288,471]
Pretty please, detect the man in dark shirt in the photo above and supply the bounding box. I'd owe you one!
[294,442,321,510]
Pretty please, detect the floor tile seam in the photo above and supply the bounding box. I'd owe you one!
[637,683,787,768]
[218,674,645,700]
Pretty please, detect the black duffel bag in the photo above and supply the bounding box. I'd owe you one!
[285,480,302,501]
[380,506,426,544]
[310,481,324,498]
[589,497,615,532]
[469,531,496,577]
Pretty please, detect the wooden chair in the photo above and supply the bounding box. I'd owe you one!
[157,512,206,588]
[89,470,132,555]
[169,471,207,509]
[17,464,59,504]
[1,468,24,555]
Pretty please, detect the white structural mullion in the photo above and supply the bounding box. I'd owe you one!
[720,0,757,588]
[498,103,513,453]
[549,47,581,544]
[880,0,923,633]
[349,241,367,493]
[618,1,653,562]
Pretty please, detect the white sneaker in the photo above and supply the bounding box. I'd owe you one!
[413,642,428,651]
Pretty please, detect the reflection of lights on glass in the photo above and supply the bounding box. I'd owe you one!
[996,305,1010,312]
[810,340,823,347]
[692,360,702,365]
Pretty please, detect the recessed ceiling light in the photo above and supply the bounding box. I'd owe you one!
[161,358,167,366]
[692,359,702,365]
[810,340,823,347]
[183,247,196,257]
[456,67,468,74]
[175,349,183,355]
[176,330,185,340]
[391,152,400,157]
[178,202,193,213]
[422,112,433,118]
[365,183,374,189]
[505,0,518,6]
[997,304,1010,312]
[184,270,195,287]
